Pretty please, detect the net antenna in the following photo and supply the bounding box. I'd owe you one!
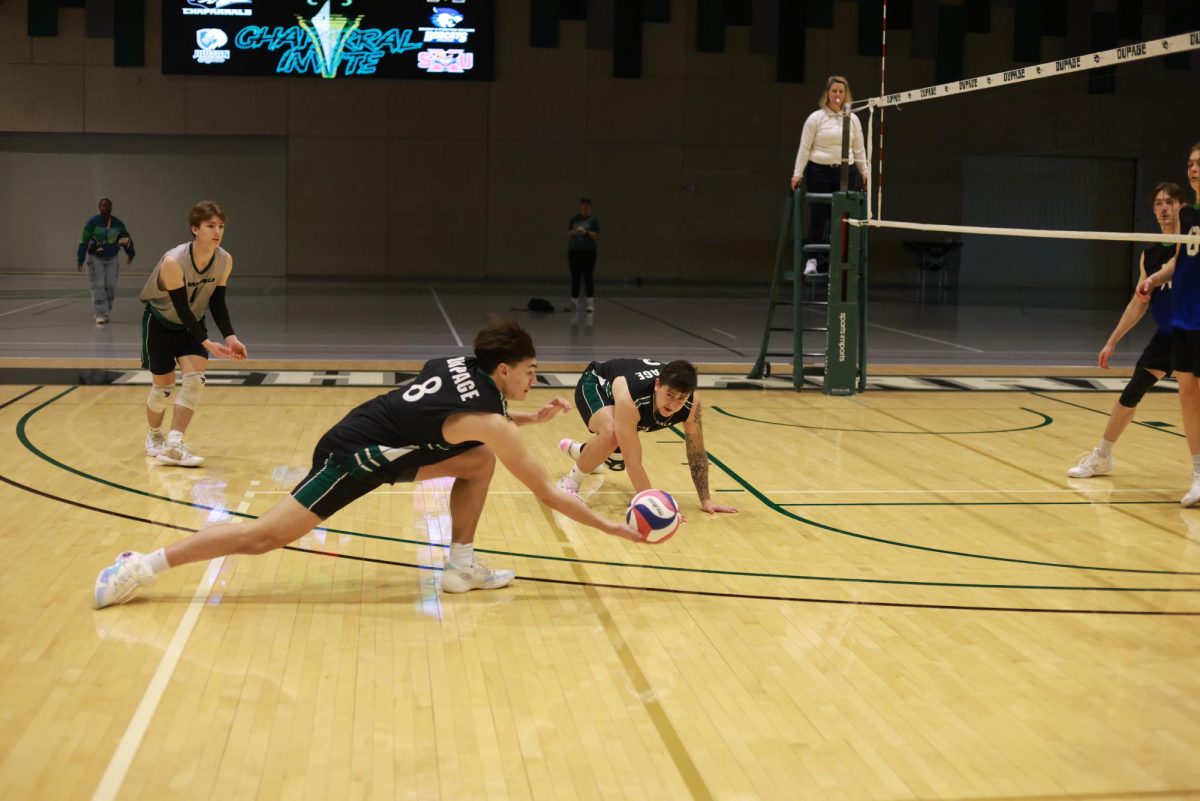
[849,29,1200,246]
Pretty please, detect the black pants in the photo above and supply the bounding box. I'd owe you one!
[804,163,860,268]
[568,249,596,298]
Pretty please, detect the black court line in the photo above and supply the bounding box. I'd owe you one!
[1030,391,1187,438]
[12,468,1196,613]
[15,385,1200,609]
[0,386,43,411]
[712,404,1054,435]
[602,298,748,358]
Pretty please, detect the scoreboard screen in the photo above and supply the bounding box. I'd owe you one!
[162,1,494,80]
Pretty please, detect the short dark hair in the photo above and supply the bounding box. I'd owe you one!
[99,197,112,206]
[580,197,591,203]
[189,200,226,230]
[474,317,536,373]
[1150,181,1188,205]
[659,360,698,395]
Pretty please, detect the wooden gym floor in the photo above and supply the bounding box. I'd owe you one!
[2,377,1198,801]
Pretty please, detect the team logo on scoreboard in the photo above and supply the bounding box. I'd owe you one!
[419,7,475,44]
[183,0,253,16]
[236,0,423,78]
[417,48,474,73]
[193,28,231,64]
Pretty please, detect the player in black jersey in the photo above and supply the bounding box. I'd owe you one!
[557,359,738,516]
[93,319,641,609]
[1066,182,1186,479]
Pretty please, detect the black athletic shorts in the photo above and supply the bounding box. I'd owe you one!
[290,429,478,520]
[140,305,208,375]
[1172,328,1200,375]
[1137,330,1173,374]
[574,367,611,428]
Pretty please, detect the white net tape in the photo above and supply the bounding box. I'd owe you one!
[847,29,1200,244]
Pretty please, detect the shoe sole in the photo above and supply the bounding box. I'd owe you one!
[157,455,204,467]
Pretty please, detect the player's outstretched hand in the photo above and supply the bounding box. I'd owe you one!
[203,339,233,359]
[1098,344,1115,370]
[534,396,572,423]
[225,335,248,361]
[607,520,644,542]
[700,499,738,515]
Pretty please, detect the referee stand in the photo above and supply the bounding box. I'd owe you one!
[749,187,868,394]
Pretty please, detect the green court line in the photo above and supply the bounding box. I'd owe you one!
[665,425,1200,576]
[711,405,1054,435]
[1029,391,1187,438]
[15,387,1200,590]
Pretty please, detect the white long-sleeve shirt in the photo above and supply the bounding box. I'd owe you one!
[792,108,868,178]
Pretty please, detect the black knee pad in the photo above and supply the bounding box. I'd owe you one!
[1119,368,1160,408]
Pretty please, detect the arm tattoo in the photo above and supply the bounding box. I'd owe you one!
[685,406,709,500]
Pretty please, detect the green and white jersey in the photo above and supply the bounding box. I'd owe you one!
[138,242,231,329]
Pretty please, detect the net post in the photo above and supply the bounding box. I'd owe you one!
[839,110,850,192]
[824,191,867,396]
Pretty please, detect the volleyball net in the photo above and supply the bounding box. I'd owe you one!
[841,29,1200,269]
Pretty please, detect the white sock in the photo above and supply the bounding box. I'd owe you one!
[1192,454,1200,476]
[166,429,183,444]
[148,425,163,437]
[449,542,474,567]
[145,548,171,575]
[1097,439,1114,458]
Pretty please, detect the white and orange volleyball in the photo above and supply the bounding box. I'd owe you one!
[626,489,680,544]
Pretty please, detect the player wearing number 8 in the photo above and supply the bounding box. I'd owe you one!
[92,318,642,609]
[1138,142,1200,506]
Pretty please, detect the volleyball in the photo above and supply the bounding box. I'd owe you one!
[626,489,680,544]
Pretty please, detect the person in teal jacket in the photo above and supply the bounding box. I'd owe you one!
[76,197,135,324]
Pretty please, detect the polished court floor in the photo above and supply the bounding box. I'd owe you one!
[0,275,1144,367]
[1,277,1198,800]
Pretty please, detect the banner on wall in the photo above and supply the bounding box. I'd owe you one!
[162,1,495,80]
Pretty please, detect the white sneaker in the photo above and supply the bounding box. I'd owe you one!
[157,440,204,467]
[803,259,818,276]
[145,430,166,457]
[441,558,515,593]
[1181,475,1200,507]
[555,475,586,502]
[586,299,594,312]
[93,551,156,609]
[1067,448,1113,478]
[558,438,606,474]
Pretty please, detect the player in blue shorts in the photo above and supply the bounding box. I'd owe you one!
[93,319,641,608]
[1067,182,1186,478]
[1138,143,1200,505]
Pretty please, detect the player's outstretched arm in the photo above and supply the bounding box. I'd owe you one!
[449,414,641,541]
[508,396,571,426]
[682,395,737,514]
[1100,257,1151,368]
[611,381,652,494]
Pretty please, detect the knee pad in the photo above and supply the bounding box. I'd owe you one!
[175,371,206,411]
[146,383,173,413]
[1119,368,1160,408]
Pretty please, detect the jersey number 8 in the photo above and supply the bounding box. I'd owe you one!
[403,377,442,402]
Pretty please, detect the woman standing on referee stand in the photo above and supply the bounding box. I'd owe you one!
[790,76,868,275]
[1065,182,1186,479]
[1138,143,1200,506]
